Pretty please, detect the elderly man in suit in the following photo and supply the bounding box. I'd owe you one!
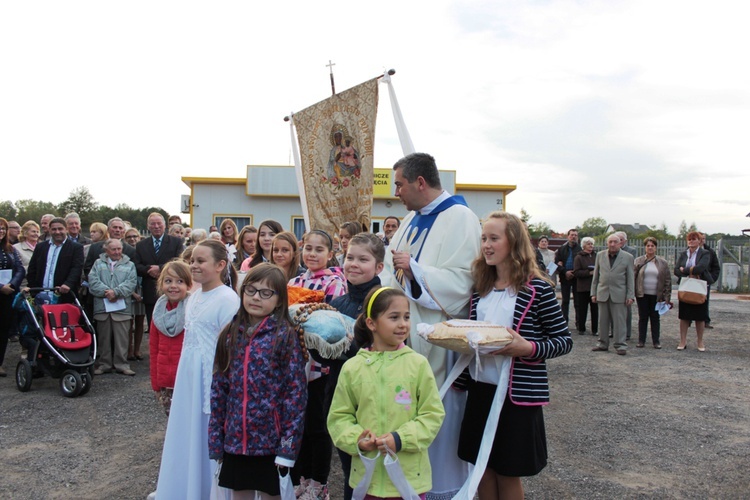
[65,212,92,245]
[26,218,84,304]
[134,212,184,327]
[591,233,635,355]
[39,214,56,242]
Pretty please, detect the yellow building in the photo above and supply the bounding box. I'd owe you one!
[182,165,515,237]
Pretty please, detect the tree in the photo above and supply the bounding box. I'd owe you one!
[519,208,532,224]
[643,222,673,240]
[15,199,58,225]
[0,200,17,220]
[59,186,99,216]
[580,217,608,237]
[529,221,554,238]
[677,220,698,239]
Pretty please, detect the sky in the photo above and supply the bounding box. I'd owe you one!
[2,1,748,235]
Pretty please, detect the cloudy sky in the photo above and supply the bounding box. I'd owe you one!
[2,1,748,235]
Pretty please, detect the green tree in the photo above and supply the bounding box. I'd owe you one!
[59,186,99,217]
[15,199,58,225]
[0,200,17,220]
[519,208,532,224]
[677,220,698,239]
[528,221,554,238]
[580,217,608,237]
[643,222,673,240]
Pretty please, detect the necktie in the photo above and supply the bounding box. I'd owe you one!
[154,238,161,255]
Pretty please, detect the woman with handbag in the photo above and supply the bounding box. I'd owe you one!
[634,237,671,349]
[674,231,712,352]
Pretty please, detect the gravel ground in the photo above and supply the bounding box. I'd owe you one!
[1,292,748,499]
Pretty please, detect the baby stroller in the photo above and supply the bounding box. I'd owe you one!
[14,288,98,398]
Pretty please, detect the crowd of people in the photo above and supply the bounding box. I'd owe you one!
[536,229,720,354]
[0,152,723,500]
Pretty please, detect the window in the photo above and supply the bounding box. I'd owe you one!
[214,216,252,230]
[292,218,306,241]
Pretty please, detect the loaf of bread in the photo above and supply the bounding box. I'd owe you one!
[418,319,512,354]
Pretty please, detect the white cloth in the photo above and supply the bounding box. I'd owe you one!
[470,289,517,384]
[381,70,415,155]
[155,285,240,500]
[383,198,480,499]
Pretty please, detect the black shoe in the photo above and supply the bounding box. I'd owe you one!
[9,335,19,342]
[705,324,714,329]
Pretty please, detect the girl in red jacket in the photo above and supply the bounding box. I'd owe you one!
[149,260,192,415]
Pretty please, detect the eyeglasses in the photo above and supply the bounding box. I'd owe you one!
[242,286,277,299]
[125,235,139,240]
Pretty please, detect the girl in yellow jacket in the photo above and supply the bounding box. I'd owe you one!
[327,287,445,499]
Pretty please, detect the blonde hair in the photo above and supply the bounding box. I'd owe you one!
[156,260,193,296]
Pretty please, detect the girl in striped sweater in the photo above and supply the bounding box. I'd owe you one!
[457,211,572,500]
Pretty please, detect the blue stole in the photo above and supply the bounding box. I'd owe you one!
[393,195,468,262]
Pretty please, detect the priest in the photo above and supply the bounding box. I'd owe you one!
[383,152,481,499]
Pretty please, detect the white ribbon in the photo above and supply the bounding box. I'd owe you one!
[437,353,512,500]
[380,70,415,155]
[383,445,421,500]
[352,444,380,500]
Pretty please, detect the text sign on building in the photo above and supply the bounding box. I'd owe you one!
[373,168,392,197]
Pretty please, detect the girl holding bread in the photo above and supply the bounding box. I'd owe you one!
[457,211,572,500]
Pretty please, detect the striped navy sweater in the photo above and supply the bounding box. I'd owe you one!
[470,278,572,405]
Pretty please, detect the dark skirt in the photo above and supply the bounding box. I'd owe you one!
[678,299,708,322]
[219,453,279,494]
[458,380,547,477]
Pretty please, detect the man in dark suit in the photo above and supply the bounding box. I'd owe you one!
[26,218,84,304]
[591,233,635,355]
[135,213,184,326]
[65,212,92,245]
[554,228,582,325]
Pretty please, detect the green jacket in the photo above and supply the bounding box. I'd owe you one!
[327,346,445,497]
[88,253,137,316]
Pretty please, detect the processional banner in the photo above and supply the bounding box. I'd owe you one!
[293,78,378,236]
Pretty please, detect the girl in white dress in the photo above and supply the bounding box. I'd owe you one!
[154,239,240,499]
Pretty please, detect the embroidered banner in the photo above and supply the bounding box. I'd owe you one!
[293,78,378,236]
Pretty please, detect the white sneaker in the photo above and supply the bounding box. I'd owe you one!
[146,492,156,500]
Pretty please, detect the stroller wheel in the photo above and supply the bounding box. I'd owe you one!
[79,372,92,396]
[60,370,84,398]
[16,359,33,392]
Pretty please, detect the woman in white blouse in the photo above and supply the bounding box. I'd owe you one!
[634,237,672,349]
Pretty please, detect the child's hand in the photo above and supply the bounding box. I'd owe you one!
[490,328,534,358]
[357,429,377,452]
[375,433,396,453]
